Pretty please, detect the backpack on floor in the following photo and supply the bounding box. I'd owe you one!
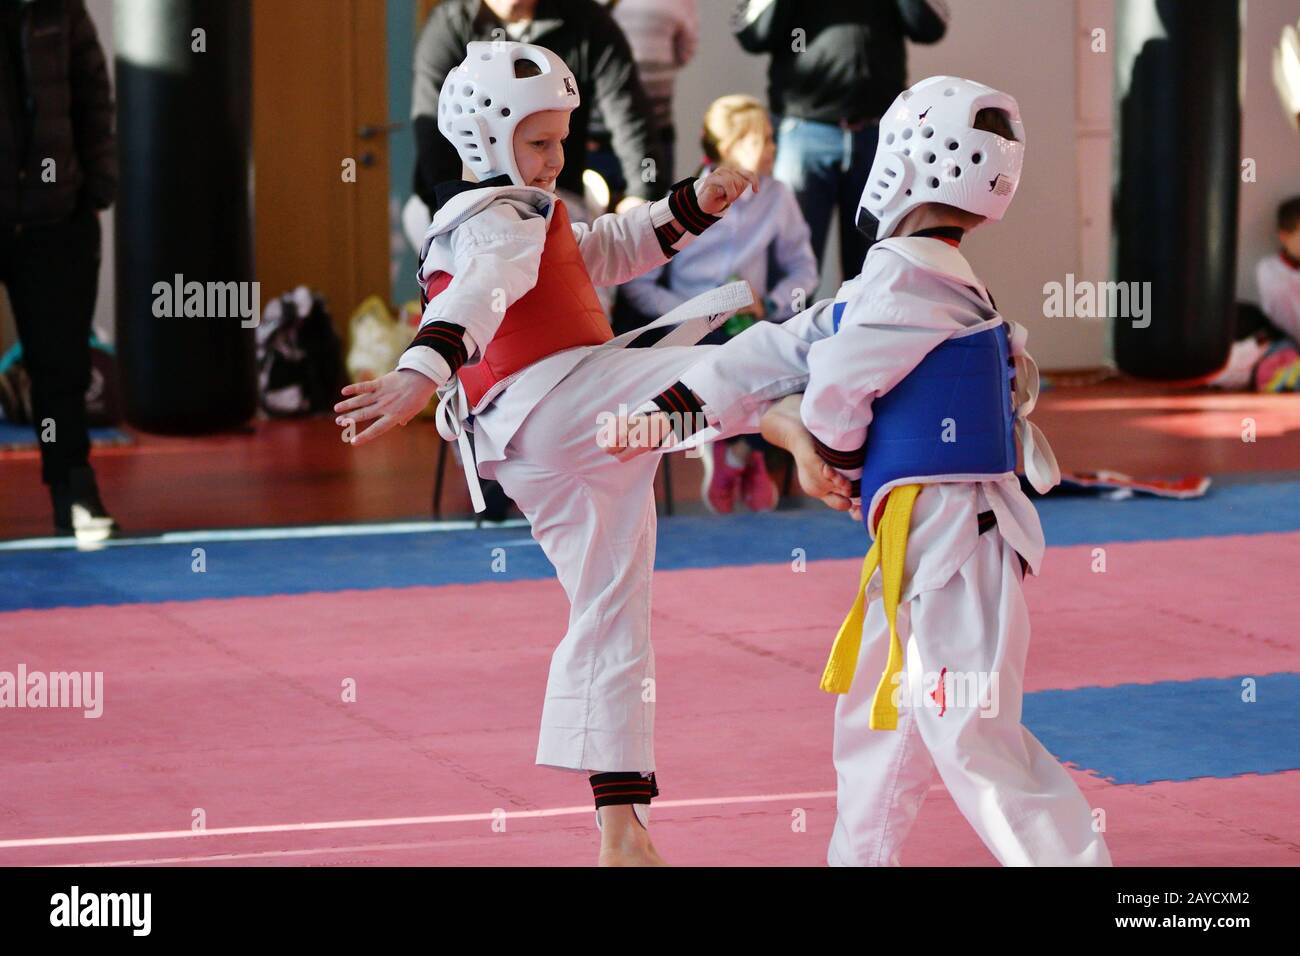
[256,286,347,416]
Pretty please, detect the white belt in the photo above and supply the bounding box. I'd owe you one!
[1006,320,1060,494]
[436,281,755,513]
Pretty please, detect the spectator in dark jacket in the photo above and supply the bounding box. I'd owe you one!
[412,0,664,213]
[733,0,949,280]
[1,0,117,537]
[587,0,697,201]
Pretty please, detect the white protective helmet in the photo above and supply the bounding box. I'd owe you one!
[858,76,1026,241]
[438,40,580,187]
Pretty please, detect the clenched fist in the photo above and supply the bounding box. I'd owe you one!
[696,165,759,216]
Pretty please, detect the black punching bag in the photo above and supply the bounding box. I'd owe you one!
[114,0,257,433]
[1113,0,1239,380]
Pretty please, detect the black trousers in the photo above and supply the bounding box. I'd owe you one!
[0,202,101,485]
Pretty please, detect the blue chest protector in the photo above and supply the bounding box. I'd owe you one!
[829,301,1017,525]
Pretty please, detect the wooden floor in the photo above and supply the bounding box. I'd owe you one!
[3,379,1300,540]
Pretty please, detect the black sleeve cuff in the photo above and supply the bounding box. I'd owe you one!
[651,381,707,441]
[405,321,469,376]
[667,177,720,236]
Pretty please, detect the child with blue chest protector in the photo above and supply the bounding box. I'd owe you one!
[612,76,1113,866]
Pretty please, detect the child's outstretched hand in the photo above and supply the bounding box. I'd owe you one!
[697,166,759,216]
[334,369,438,447]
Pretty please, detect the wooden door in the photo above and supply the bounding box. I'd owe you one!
[252,0,390,332]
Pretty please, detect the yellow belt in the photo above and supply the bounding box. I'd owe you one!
[819,483,921,730]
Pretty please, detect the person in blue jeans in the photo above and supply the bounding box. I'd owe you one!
[772,117,880,285]
[733,0,949,279]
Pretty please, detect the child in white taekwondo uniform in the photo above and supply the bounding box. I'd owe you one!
[613,77,1113,866]
[333,41,840,866]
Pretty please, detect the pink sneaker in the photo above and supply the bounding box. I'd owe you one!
[740,449,779,512]
[700,442,742,514]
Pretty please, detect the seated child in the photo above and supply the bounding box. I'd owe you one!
[1211,197,1300,391]
[612,76,1113,866]
[622,94,819,513]
[1250,196,1300,391]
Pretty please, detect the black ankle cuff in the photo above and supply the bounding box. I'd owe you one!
[590,771,659,808]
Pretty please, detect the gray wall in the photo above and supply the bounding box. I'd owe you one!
[672,0,1300,369]
[6,1,1296,368]
[674,0,1098,367]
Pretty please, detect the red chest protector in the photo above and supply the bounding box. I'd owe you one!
[421,200,612,408]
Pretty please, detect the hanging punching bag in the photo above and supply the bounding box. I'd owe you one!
[1113,0,1240,380]
[114,0,256,433]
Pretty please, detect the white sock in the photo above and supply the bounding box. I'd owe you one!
[725,442,748,470]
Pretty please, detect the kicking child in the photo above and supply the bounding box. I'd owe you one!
[333,40,834,866]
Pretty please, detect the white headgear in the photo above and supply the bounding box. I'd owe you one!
[438,41,580,187]
[858,76,1025,241]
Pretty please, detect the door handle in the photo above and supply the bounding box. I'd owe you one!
[358,121,406,140]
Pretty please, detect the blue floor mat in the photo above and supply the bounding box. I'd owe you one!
[2,480,1298,612]
[1024,673,1300,784]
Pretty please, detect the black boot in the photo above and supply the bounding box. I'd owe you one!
[50,465,118,539]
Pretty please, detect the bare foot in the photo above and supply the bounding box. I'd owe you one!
[758,395,853,511]
[596,805,669,867]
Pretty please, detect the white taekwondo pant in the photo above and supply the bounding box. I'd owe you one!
[826,518,1113,867]
[489,343,785,774]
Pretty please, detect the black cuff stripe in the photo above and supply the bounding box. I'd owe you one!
[667,177,719,235]
[812,434,865,470]
[651,382,705,441]
[654,219,685,258]
[406,321,469,375]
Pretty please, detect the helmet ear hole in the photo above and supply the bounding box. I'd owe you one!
[928,177,940,188]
